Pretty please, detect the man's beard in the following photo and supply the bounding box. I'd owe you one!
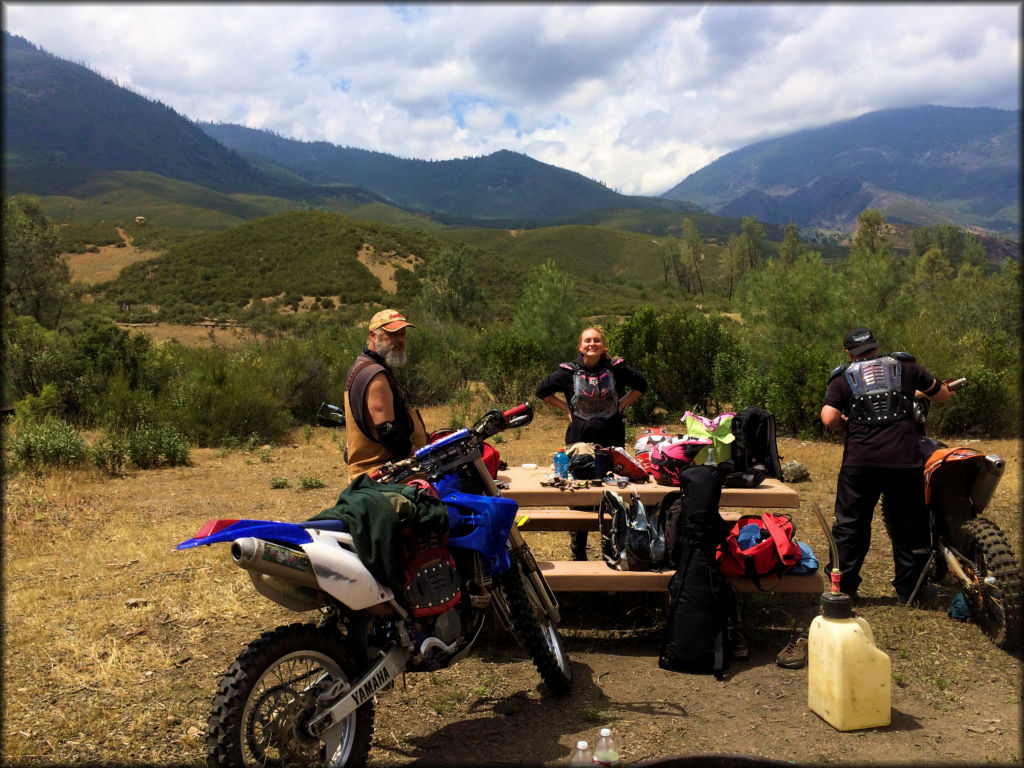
[380,346,406,367]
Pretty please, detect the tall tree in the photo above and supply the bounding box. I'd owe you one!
[682,218,704,294]
[414,245,479,323]
[512,259,579,369]
[2,195,70,328]
[740,216,765,270]
[778,220,802,266]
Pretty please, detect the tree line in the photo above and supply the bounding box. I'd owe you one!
[3,195,1020,474]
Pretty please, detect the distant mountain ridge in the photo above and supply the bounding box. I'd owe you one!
[2,33,271,195]
[197,123,687,220]
[2,31,1019,238]
[661,106,1020,237]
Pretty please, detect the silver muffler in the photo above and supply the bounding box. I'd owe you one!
[231,537,319,588]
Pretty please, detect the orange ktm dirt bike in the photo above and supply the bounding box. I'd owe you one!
[896,375,1021,650]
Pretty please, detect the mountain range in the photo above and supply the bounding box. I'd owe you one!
[2,31,1020,239]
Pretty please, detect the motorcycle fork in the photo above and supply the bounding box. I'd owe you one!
[472,456,562,625]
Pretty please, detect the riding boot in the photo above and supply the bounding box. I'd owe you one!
[570,530,589,561]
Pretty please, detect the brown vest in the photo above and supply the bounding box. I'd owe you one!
[344,353,427,478]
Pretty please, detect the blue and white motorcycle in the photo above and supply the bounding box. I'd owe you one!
[178,403,571,767]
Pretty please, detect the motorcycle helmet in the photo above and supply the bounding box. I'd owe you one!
[634,427,679,472]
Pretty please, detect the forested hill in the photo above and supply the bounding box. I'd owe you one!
[661,105,1020,238]
[2,33,271,195]
[198,123,690,221]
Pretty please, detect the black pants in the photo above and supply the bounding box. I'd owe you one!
[829,465,929,599]
[569,507,592,560]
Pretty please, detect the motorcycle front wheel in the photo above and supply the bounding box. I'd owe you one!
[206,622,374,767]
[958,518,1022,650]
[497,560,573,695]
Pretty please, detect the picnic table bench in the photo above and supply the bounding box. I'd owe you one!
[497,466,823,594]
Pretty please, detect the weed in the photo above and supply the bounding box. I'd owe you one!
[893,672,907,687]
[581,703,604,722]
[930,675,950,692]
[303,424,314,443]
[270,477,291,489]
[259,448,273,463]
[299,476,326,490]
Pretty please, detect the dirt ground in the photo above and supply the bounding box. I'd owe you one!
[2,406,1021,766]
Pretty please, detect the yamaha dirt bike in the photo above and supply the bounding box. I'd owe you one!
[895,377,1021,650]
[178,403,572,767]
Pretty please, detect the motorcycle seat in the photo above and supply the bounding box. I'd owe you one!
[300,519,350,533]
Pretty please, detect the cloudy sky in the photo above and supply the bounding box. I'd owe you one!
[3,3,1020,196]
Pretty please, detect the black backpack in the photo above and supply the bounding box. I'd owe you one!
[659,465,734,678]
[725,406,783,488]
[598,490,668,571]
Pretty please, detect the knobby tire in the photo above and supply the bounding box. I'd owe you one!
[498,561,573,695]
[206,622,374,768]
[960,518,1022,650]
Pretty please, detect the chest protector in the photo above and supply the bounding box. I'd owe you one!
[562,360,620,421]
[843,355,912,425]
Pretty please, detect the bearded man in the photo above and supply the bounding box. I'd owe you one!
[343,309,428,478]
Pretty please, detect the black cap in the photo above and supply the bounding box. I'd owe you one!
[843,327,879,356]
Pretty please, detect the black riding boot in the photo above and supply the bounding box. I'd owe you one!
[570,530,589,561]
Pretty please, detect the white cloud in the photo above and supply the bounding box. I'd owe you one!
[3,2,1019,196]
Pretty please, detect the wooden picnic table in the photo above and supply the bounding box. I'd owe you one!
[495,465,821,594]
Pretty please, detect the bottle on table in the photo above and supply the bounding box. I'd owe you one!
[592,728,619,767]
[554,450,569,478]
[569,740,592,765]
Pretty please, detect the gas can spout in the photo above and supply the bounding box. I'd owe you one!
[810,502,843,597]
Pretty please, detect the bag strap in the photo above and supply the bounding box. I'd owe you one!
[761,513,801,565]
[598,491,625,569]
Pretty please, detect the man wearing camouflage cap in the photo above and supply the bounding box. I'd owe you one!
[344,309,428,478]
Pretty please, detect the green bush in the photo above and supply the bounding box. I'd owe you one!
[8,417,88,472]
[126,423,190,469]
[480,328,547,406]
[90,433,128,476]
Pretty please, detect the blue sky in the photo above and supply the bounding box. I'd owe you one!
[2,2,1020,196]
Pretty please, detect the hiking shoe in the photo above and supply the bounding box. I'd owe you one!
[729,628,749,660]
[776,637,808,669]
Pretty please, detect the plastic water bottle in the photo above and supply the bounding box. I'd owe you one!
[592,728,619,767]
[569,740,592,765]
[554,450,569,478]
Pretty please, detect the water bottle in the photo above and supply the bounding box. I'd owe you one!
[554,450,569,478]
[569,740,592,766]
[592,728,619,767]
[705,445,717,467]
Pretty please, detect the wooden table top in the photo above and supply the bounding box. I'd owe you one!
[496,466,799,509]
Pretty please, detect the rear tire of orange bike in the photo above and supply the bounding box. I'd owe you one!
[960,518,1022,650]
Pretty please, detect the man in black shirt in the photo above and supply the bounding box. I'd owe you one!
[821,327,952,604]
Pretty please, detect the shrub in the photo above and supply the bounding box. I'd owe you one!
[8,417,88,472]
[126,423,191,469]
[90,433,128,476]
[480,328,547,406]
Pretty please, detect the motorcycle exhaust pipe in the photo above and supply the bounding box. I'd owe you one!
[231,537,319,589]
[970,454,1005,512]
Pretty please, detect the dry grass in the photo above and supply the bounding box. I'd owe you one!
[2,407,1021,765]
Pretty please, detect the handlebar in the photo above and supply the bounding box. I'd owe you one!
[945,377,967,392]
[370,402,533,483]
